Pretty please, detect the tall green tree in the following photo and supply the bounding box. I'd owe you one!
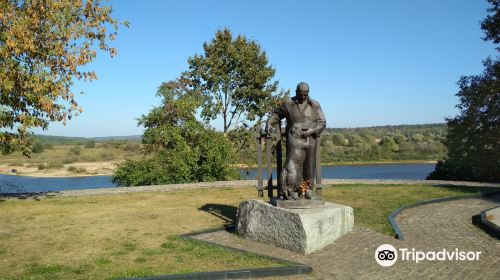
[482,0,500,50]
[428,0,499,182]
[184,28,287,141]
[112,79,239,186]
[428,59,499,181]
[0,0,127,156]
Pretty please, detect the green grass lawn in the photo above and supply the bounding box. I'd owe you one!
[0,184,494,279]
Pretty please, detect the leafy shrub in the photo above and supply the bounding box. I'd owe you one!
[80,154,98,162]
[32,141,44,153]
[100,152,114,161]
[113,160,163,186]
[67,166,86,173]
[84,140,95,148]
[112,127,240,187]
[330,133,346,146]
[69,146,81,155]
[77,167,86,173]
[67,166,77,172]
[102,141,124,149]
[37,163,46,170]
[123,142,140,152]
[411,134,425,142]
[112,81,239,186]
[47,161,63,169]
[62,155,79,164]
[100,141,110,148]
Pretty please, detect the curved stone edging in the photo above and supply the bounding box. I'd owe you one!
[120,226,313,280]
[473,206,500,239]
[388,191,500,240]
[121,265,312,280]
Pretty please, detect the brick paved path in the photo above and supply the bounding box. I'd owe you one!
[193,194,500,279]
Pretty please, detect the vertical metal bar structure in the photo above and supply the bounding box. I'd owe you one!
[266,133,273,199]
[315,135,322,197]
[276,125,283,197]
[256,128,264,197]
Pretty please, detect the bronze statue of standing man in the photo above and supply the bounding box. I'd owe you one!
[266,82,326,200]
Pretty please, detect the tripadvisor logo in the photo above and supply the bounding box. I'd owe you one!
[375,244,482,267]
[375,244,397,267]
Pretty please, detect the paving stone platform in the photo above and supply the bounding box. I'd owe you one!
[193,194,500,279]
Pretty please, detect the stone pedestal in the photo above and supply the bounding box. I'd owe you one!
[236,199,353,254]
[271,197,326,209]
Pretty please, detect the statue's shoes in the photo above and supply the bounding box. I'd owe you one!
[305,190,312,199]
[289,191,300,200]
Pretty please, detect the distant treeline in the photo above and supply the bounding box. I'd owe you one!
[237,123,447,165]
[33,135,141,145]
[33,124,447,165]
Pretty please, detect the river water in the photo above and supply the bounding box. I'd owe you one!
[0,163,435,194]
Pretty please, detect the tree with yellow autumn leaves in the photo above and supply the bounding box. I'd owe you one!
[0,0,127,156]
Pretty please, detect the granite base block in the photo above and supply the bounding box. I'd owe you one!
[236,199,354,254]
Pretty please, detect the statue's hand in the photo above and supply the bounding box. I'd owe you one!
[300,129,314,138]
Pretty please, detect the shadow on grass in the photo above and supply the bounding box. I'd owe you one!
[0,192,53,201]
[198,204,238,226]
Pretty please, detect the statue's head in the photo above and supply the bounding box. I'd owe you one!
[295,82,309,103]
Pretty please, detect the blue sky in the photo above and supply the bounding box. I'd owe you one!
[37,0,497,137]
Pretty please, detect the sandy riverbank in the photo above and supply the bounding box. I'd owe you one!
[1,160,437,177]
[0,161,119,177]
